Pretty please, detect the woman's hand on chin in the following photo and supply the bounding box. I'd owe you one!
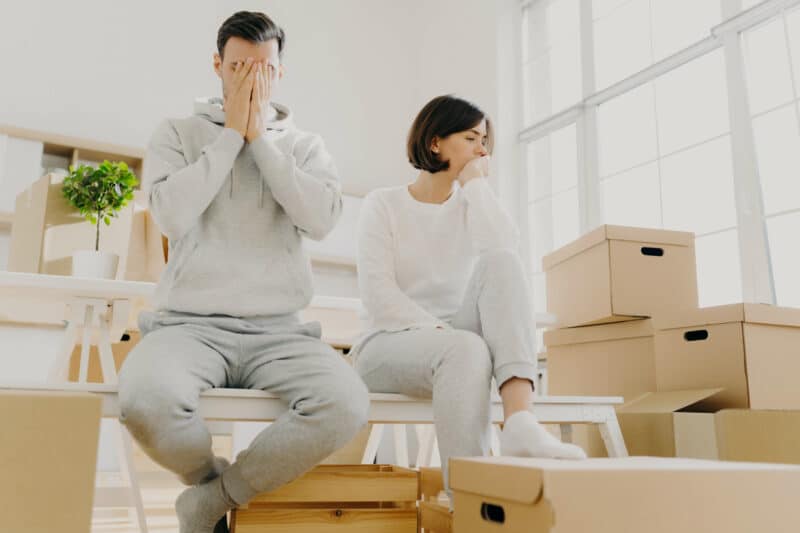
[457,156,491,187]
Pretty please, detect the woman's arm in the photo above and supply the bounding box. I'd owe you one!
[357,194,449,329]
[462,177,520,253]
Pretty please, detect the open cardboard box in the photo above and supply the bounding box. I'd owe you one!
[542,225,698,328]
[655,303,800,410]
[573,388,800,464]
[450,456,800,533]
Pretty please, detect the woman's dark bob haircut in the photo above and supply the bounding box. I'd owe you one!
[407,95,494,173]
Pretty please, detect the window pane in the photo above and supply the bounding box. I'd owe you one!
[597,83,658,176]
[743,17,794,115]
[550,39,583,112]
[655,49,730,155]
[593,0,634,21]
[650,0,720,62]
[527,125,578,202]
[601,162,663,228]
[768,211,800,307]
[551,124,579,194]
[752,104,800,216]
[784,7,800,99]
[660,136,737,235]
[532,272,547,314]
[523,54,552,126]
[742,0,768,11]
[529,188,580,274]
[522,0,582,124]
[551,188,581,249]
[593,0,651,89]
[529,197,552,273]
[695,229,743,307]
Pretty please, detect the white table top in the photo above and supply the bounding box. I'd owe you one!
[0,271,156,302]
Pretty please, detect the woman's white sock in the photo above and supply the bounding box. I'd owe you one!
[500,410,587,460]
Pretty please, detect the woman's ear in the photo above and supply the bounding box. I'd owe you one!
[278,64,286,80]
[431,137,440,154]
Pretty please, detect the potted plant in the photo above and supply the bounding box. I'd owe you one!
[62,160,138,279]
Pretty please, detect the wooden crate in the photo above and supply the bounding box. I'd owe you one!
[230,464,419,533]
[419,468,452,533]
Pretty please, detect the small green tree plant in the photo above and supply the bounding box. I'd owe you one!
[62,161,138,251]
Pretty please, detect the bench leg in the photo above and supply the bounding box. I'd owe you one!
[559,423,573,444]
[115,422,149,533]
[415,425,436,468]
[393,424,409,467]
[598,413,628,458]
[490,425,502,456]
[361,424,384,464]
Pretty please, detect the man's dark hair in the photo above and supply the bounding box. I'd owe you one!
[407,95,494,173]
[217,11,285,59]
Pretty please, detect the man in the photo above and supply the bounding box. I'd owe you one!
[118,11,369,533]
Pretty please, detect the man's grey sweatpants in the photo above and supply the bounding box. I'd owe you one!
[118,311,370,506]
[353,249,538,488]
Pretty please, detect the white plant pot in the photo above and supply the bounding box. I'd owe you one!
[71,250,119,279]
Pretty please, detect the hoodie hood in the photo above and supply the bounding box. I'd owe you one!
[193,96,293,131]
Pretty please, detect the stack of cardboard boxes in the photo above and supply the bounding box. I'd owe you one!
[541,224,800,462]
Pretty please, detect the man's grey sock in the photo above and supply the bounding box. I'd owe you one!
[175,475,237,533]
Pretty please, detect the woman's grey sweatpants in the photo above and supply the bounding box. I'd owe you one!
[353,249,538,488]
[118,311,370,506]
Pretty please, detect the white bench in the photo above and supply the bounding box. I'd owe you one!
[0,381,628,458]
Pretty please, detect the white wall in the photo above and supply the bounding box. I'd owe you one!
[0,0,500,197]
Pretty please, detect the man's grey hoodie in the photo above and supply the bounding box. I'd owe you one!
[142,97,342,317]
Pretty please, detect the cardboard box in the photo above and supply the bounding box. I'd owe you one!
[655,303,800,410]
[543,319,655,402]
[230,464,418,533]
[573,389,800,465]
[450,456,800,533]
[567,388,720,459]
[8,173,165,281]
[1,390,102,533]
[542,225,698,328]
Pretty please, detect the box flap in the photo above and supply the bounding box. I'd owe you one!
[542,225,694,270]
[656,303,800,330]
[619,389,724,414]
[544,319,653,347]
[654,304,745,330]
[742,303,800,328]
[449,457,544,504]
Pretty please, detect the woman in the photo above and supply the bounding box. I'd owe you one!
[352,95,586,491]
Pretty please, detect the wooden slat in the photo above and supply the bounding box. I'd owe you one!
[232,507,417,533]
[248,465,418,505]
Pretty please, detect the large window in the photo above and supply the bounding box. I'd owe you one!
[593,0,722,90]
[598,49,741,306]
[520,0,799,312]
[743,6,800,306]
